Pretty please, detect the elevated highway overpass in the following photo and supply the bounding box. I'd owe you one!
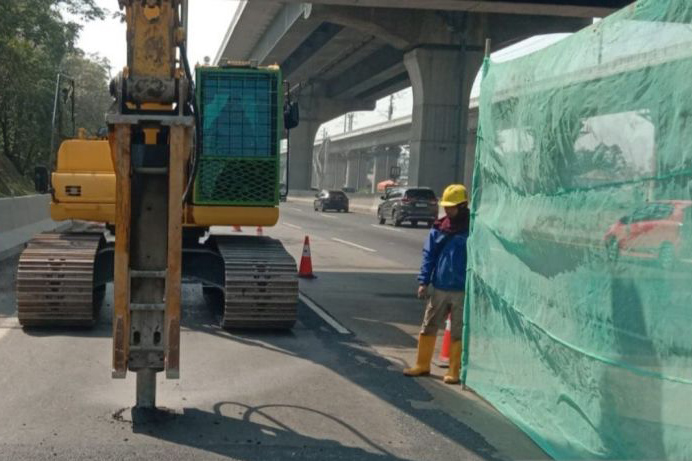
[283,101,479,193]
[216,0,633,193]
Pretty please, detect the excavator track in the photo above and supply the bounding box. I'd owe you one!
[216,236,298,329]
[17,232,103,327]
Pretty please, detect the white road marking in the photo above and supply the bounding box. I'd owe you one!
[320,213,337,219]
[299,293,350,335]
[283,223,303,230]
[289,207,304,212]
[369,224,403,233]
[331,238,377,253]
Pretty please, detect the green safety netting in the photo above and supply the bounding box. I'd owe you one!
[462,0,692,458]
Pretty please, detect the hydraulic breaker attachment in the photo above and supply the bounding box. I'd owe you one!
[109,0,192,409]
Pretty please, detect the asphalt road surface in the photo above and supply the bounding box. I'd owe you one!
[277,199,431,270]
[0,201,546,461]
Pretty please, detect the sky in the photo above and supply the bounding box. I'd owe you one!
[76,0,240,75]
[75,1,569,138]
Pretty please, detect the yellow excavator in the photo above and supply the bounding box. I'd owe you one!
[16,0,300,408]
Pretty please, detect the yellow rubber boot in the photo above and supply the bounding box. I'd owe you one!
[403,334,436,377]
[443,340,462,384]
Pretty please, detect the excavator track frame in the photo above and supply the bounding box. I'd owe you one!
[16,231,298,331]
[214,236,298,330]
[17,232,105,327]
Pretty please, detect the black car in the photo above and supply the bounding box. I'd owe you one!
[377,187,438,227]
[314,190,349,212]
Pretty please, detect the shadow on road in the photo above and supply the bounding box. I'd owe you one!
[127,402,409,461]
[0,254,515,460]
[184,292,505,461]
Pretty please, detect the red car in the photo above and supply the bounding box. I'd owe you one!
[605,200,692,268]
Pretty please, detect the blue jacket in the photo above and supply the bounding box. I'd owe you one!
[418,228,469,291]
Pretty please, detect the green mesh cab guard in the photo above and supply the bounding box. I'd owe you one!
[463,1,692,459]
[194,66,282,206]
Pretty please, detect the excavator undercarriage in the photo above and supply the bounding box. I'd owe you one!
[17,232,106,327]
[17,231,298,330]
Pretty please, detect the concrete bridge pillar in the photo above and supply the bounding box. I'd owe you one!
[289,119,322,191]
[360,154,373,193]
[323,149,345,190]
[287,88,374,191]
[345,152,359,190]
[346,151,370,191]
[465,111,479,191]
[279,152,287,184]
[373,148,399,192]
[373,154,388,193]
[334,155,348,189]
[404,45,483,195]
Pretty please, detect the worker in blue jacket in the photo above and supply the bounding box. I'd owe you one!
[404,184,469,384]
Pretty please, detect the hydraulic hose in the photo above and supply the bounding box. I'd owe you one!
[179,43,201,203]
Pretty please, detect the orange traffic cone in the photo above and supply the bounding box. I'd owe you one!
[256,226,263,236]
[233,225,242,232]
[436,314,452,368]
[298,236,316,279]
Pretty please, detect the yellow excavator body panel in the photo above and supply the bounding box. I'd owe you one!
[187,206,279,227]
[50,139,279,227]
[52,140,115,204]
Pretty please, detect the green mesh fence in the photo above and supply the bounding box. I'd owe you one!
[463,1,692,458]
[194,67,281,206]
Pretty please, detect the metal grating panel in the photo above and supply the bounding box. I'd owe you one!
[194,67,281,206]
[195,158,277,206]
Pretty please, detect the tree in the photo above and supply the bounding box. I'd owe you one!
[0,0,104,175]
[60,51,112,137]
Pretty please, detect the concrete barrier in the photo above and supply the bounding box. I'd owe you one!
[287,190,444,217]
[288,190,381,214]
[0,195,70,260]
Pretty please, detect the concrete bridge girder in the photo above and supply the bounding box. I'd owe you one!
[309,107,479,192]
[311,6,458,50]
[227,2,596,193]
[292,8,587,195]
[310,6,588,54]
[274,1,623,19]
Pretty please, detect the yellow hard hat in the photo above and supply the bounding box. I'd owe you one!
[439,184,468,207]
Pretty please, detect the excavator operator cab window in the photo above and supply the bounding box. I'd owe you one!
[194,66,284,206]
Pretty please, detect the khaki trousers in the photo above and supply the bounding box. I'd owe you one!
[421,288,464,340]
